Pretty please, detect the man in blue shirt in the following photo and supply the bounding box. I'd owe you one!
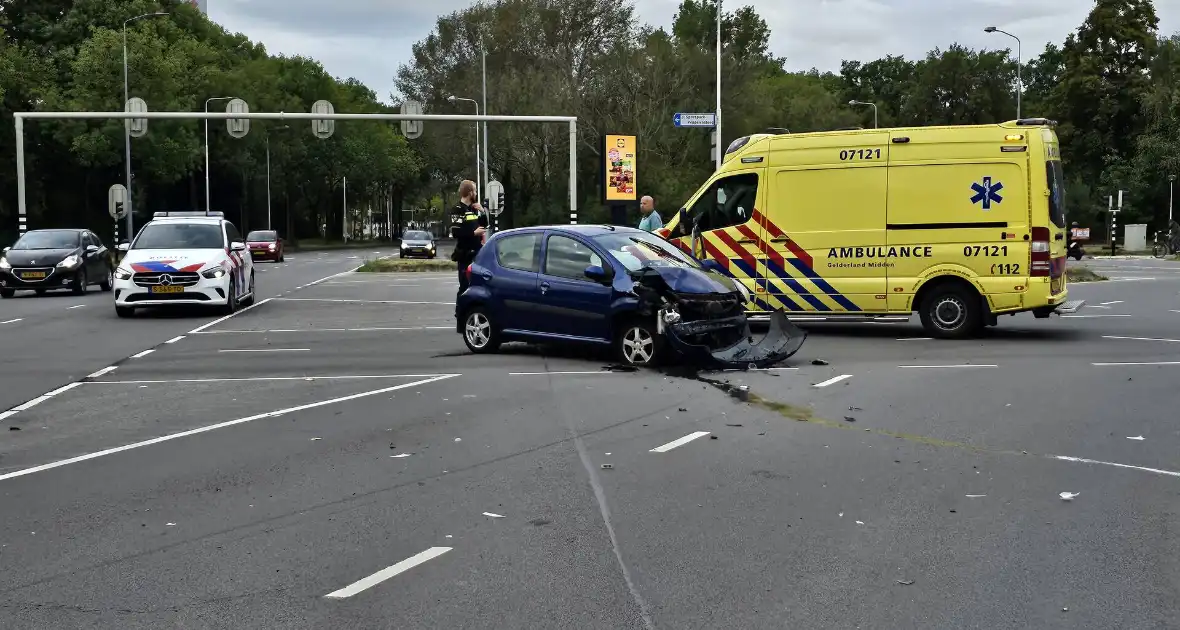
[638,195,663,232]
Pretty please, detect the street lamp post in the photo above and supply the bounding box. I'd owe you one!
[715,0,723,169]
[1170,174,1176,225]
[265,125,290,231]
[122,11,169,240]
[447,95,481,201]
[481,40,490,210]
[204,96,239,212]
[849,100,878,128]
[985,26,1022,119]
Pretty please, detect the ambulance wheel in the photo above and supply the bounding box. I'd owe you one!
[918,282,983,339]
[616,318,665,367]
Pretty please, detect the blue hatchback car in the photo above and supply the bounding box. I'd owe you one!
[454,225,805,368]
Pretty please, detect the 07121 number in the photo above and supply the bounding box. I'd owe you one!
[991,263,1021,275]
[964,245,1008,257]
[839,148,881,161]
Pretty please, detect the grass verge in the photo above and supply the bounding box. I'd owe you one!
[356,257,455,273]
[1066,267,1108,283]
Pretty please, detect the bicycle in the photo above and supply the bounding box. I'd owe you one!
[1152,231,1177,258]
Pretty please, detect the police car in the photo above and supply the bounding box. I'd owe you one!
[112,211,255,318]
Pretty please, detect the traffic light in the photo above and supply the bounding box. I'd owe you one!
[497,191,505,213]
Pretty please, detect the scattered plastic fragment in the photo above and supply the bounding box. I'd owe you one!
[483,512,505,518]
[896,579,914,586]
[838,512,843,518]
[709,435,718,440]
[726,423,743,427]
[390,453,412,458]
[1060,492,1079,501]
[1127,436,1145,441]
[965,494,986,498]
[848,406,862,411]
[601,464,613,469]
[811,359,829,366]
[8,427,19,431]
[454,438,462,442]
[310,437,322,441]
[855,521,864,525]
[445,535,453,538]
[678,407,687,412]
[605,452,612,456]
[166,523,176,527]
[843,416,856,423]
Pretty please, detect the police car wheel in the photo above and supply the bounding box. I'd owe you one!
[463,307,500,353]
[919,284,982,339]
[617,319,664,366]
[240,273,256,307]
[115,305,135,318]
[222,278,239,315]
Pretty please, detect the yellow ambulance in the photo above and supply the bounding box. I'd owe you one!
[658,118,1083,338]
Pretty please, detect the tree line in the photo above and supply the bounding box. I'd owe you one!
[2,0,1177,246]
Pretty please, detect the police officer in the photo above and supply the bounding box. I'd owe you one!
[450,179,488,313]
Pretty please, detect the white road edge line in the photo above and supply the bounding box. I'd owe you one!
[86,366,119,378]
[217,348,310,353]
[193,326,453,334]
[896,337,934,341]
[273,297,453,306]
[813,374,853,388]
[0,374,459,483]
[510,370,617,376]
[129,349,155,359]
[1060,314,1132,318]
[1052,455,1180,478]
[1092,361,1180,367]
[0,382,83,422]
[1098,300,1124,306]
[188,297,274,334]
[324,547,453,599]
[650,431,711,453]
[164,335,185,344]
[83,374,452,385]
[898,364,998,369]
[1103,335,1180,344]
[0,318,22,325]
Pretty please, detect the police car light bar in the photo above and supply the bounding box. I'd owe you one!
[153,211,225,218]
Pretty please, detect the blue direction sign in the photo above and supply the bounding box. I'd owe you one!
[673,113,716,128]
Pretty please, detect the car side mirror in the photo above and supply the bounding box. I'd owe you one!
[85,244,99,253]
[584,264,610,283]
[1,246,9,254]
[116,243,130,252]
[677,207,691,236]
[231,241,247,252]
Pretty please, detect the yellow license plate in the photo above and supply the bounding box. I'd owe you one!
[19,271,46,279]
[150,285,185,294]
[1051,276,1063,295]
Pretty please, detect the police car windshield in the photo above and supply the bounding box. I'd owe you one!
[12,230,80,250]
[134,223,224,250]
[594,232,700,272]
[403,231,431,240]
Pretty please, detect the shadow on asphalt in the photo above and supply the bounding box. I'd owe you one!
[797,322,1087,343]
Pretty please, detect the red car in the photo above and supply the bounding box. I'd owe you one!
[246,230,285,262]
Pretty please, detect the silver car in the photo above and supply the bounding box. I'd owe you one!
[399,230,437,259]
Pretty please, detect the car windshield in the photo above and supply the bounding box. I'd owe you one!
[403,231,431,240]
[12,231,80,250]
[246,231,277,242]
[133,223,224,250]
[593,232,700,272]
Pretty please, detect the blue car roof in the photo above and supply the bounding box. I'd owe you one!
[493,225,647,238]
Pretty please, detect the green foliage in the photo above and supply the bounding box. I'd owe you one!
[3,0,1179,246]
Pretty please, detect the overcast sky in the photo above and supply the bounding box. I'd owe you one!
[208,0,1180,104]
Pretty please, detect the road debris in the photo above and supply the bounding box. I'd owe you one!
[811,359,829,366]
[166,522,176,527]
[855,520,864,525]
[726,423,743,427]
[843,416,856,423]
[483,512,505,518]
[390,453,412,458]
[848,406,863,411]
[8,427,19,431]
[678,407,688,412]
[1127,436,1145,441]
[454,438,462,442]
[896,579,915,586]
[965,494,987,498]
[310,437,322,441]
[601,464,613,469]
[1059,492,1080,501]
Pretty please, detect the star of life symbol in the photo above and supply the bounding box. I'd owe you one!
[970,177,1004,210]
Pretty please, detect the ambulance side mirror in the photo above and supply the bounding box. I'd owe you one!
[678,207,689,235]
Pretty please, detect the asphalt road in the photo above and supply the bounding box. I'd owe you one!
[0,257,1177,629]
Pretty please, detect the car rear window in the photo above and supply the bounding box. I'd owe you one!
[495,233,541,272]
[247,231,277,241]
[1047,160,1066,228]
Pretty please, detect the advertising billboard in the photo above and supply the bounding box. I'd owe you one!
[603,134,637,202]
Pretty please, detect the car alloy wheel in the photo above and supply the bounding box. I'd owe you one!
[620,325,656,365]
[465,311,491,348]
[101,268,113,291]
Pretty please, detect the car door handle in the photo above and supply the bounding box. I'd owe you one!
[479,272,492,280]
[770,236,791,243]
[540,282,550,294]
[736,238,757,244]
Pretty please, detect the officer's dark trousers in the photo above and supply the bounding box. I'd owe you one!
[456,260,470,316]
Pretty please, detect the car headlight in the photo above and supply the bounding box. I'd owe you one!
[114,267,133,280]
[268,243,275,250]
[57,254,81,269]
[734,281,753,303]
[0,257,10,270]
[201,267,227,279]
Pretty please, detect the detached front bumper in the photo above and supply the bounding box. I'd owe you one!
[114,275,231,307]
[663,310,807,369]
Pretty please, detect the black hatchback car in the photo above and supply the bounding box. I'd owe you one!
[0,229,114,298]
